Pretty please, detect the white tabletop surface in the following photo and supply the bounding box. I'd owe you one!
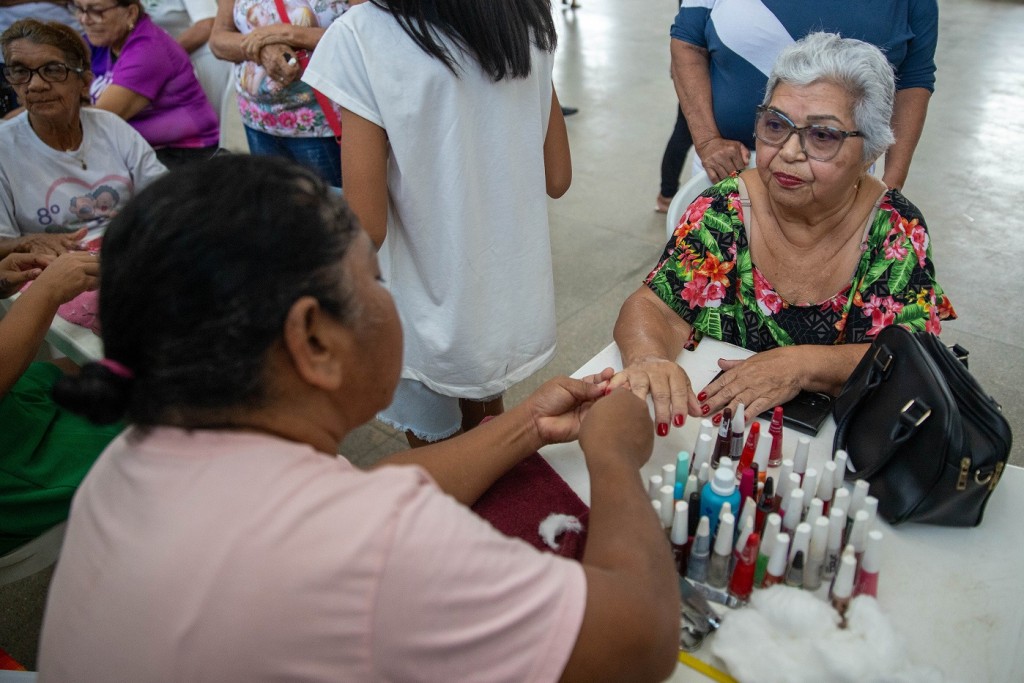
[541,339,1024,682]
[0,294,103,365]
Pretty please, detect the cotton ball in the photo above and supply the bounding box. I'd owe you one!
[710,590,942,683]
[537,513,582,550]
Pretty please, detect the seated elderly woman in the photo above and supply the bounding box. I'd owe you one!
[38,155,678,682]
[612,33,955,433]
[73,0,220,167]
[0,19,166,253]
[0,251,121,554]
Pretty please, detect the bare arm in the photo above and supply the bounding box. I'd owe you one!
[670,38,748,182]
[610,285,700,431]
[177,17,214,54]
[560,390,680,683]
[0,252,98,397]
[341,108,389,247]
[376,375,609,506]
[544,88,571,198]
[882,87,931,190]
[92,84,151,121]
[209,0,248,63]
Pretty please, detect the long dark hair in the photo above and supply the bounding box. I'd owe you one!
[54,155,360,426]
[369,0,557,81]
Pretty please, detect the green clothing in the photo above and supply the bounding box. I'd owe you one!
[0,363,122,554]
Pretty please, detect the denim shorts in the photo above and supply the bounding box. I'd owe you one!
[378,378,501,443]
[243,127,342,188]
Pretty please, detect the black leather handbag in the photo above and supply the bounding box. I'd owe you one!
[832,326,1012,526]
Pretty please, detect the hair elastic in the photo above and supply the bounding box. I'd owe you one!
[99,358,134,379]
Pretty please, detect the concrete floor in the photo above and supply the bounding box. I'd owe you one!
[3,0,1023,669]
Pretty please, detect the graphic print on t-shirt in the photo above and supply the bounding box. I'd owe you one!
[36,174,132,233]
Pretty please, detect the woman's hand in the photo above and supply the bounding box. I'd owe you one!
[694,137,750,184]
[0,252,48,298]
[258,43,302,87]
[240,24,293,62]
[9,228,87,257]
[698,347,803,421]
[29,251,100,307]
[607,356,699,436]
[578,388,654,471]
[526,369,614,446]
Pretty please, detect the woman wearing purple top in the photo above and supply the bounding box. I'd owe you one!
[73,0,220,167]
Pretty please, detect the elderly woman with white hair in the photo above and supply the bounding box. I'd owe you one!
[610,32,956,435]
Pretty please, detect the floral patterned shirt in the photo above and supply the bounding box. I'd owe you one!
[232,0,348,138]
[645,176,955,351]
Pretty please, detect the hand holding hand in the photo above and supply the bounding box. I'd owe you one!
[0,252,50,298]
[607,356,698,435]
[258,43,301,87]
[240,25,291,62]
[698,347,803,420]
[525,372,613,446]
[694,137,750,183]
[11,228,87,257]
[30,251,100,307]
[579,389,655,471]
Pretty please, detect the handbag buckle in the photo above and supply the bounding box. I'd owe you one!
[872,346,893,376]
[900,398,931,427]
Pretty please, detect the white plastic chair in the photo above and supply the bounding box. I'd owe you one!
[0,522,66,587]
[665,173,714,242]
[665,152,758,241]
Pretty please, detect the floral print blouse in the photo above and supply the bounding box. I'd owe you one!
[644,176,955,351]
[232,0,348,138]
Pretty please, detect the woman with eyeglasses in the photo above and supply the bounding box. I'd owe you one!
[74,0,220,167]
[610,33,956,433]
[0,19,165,254]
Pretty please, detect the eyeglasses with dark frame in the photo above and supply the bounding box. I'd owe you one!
[69,2,123,21]
[2,62,84,85]
[754,106,863,162]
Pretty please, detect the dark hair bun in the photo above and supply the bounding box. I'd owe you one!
[53,362,131,424]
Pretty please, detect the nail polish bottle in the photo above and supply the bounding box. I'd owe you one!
[670,501,690,577]
[700,465,741,539]
[768,406,784,467]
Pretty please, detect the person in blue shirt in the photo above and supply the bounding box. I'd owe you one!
[661,0,937,197]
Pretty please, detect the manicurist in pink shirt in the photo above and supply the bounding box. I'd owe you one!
[38,155,679,683]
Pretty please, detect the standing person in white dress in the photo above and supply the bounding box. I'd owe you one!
[142,0,234,141]
[304,0,572,446]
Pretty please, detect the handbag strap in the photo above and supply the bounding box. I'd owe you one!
[269,0,342,140]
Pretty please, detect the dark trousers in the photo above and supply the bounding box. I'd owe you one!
[659,106,694,199]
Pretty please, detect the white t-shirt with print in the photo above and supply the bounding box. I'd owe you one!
[0,108,166,238]
[304,3,559,399]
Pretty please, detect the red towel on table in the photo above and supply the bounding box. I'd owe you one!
[471,452,589,561]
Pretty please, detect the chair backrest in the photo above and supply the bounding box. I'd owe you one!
[665,152,758,242]
[666,173,714,242]
[0,523,67,587]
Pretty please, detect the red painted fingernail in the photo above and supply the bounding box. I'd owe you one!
[657,423,669,437]
[674,414,685,427]
[712,413,722,425]
[701,405,710,415]
[698,391,707,402]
